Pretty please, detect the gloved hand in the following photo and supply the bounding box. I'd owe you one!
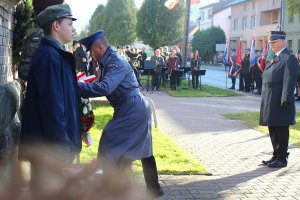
[281,101,290,109]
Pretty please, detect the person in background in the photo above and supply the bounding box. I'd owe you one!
[239,48,251,92]
[167,49,179,90]
[138,47,147,68]
[228,48,238,90]
[150,49,165,91]
[190,50,202,89]
[74,41,89,73]
[78,31,164,197]
[260,31,298,168]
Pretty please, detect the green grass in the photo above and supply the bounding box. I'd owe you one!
[80,104,208,175]
[161,81,240,97]
[139,77,240,97]
[224,112,300,147]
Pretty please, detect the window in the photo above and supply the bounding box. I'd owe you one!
[208,9,212,19]
[273,0,278,5]
[242,17,247,29]
[252,1,255,10]
[288,40,292,50]
[244,4,247,12]
[272,11,279,24]
[251,16,256,28]
[234,19,239,30]
[298,39,300,51]
[200,11,204,21]
[288,15,294,23]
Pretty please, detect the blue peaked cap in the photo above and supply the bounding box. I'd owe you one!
[79,30,104,50]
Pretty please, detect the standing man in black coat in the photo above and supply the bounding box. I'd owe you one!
[260,31,298,168]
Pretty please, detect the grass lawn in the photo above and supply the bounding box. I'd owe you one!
[139,76,240,97]
[224,112,300,147]
[80,104,208,175]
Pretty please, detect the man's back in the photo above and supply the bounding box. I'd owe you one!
[18,27,44,81]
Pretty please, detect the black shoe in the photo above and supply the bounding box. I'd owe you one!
[296,97,300,101]
[267,160,287,168]
[262,157,276,165]
[229,87,235,90]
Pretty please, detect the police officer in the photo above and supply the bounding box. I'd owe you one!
[18,0,64,81]
[78,31,164,197]
[260,31,298,168]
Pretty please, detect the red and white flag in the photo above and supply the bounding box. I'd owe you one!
[164,0,180,10]
[77,71,97,83]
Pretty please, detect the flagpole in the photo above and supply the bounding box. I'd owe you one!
[182,0,190,68]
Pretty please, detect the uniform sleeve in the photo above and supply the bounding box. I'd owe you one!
[78,64,127,98]
[281,55,298,102]
[33,53,70,149]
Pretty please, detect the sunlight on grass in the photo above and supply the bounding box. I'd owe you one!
[224,112,300,147]
[80,104,207,174]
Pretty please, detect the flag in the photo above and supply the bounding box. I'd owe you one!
[236,39,242,67]
[266,46,275,64]
[164,0,180,10]
[249,35,256,67]
[259,38,269,72]
[222,40,228,68]
[191,0,201,4]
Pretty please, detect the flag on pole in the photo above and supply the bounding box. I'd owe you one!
[249,35,256,67]
[259,38,269,72]
[236,39,242,67]
[266,46,275,63]
[222,40,229,68]
[164,0,180,10]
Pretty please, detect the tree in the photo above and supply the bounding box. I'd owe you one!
[287,0,300,16]
[99,0,137,46]
[192,26,226,63]
[136,0,184,49]
[88,4,105,34]
[13,0,33,64]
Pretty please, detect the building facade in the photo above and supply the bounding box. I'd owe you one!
[284,11,300,54]
[229,0,281,50]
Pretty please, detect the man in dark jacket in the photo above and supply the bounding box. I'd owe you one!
[20,4,81,160]
[260,31,298,168]
[78,31,164,197]
[239,48,251,92]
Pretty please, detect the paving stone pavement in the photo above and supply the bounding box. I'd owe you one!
[145,91,300,200]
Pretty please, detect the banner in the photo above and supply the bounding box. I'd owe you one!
[222,40,228,68]
[249,35,256,67]
[236,39,242,68]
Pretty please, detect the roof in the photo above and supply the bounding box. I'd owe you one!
[213,0,236,14]
[226,0,252,7]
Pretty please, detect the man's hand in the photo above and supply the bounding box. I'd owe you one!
[281,101,290,109]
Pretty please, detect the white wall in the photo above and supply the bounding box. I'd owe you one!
[213,7,232,40]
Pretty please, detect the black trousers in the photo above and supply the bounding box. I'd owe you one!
[268,126,289,163]
[192,71,199,89]
[141,156,161,191]
[230,77,236,89]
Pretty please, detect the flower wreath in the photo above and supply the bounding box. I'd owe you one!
[80,98,95,146]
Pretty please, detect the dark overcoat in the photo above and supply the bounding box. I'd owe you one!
[20,37,82,154]
[78,46,153,164]
[259,48,298,126]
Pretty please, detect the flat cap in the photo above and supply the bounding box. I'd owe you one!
[79,30,105,50]
[35,4,76,29]
[244,48,250,52]
[269,31,286,41]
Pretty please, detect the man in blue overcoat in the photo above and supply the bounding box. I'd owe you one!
[260,31,298,168]
[20,4,81,160]
[78,31,163,197]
